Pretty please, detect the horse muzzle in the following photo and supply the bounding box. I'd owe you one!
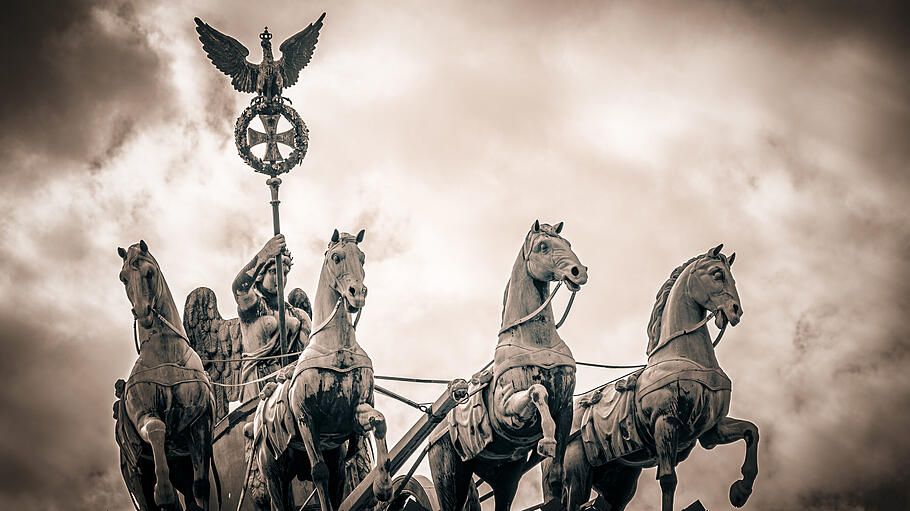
[561,264,588,292]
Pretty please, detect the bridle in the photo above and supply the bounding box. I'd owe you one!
[647,256,732,359]
[126,261,190,354]
[309,239,364,339]
[498,231,579,336]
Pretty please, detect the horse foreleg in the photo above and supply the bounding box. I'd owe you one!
[542,405,572,506]
[188,416,212,511]
[653,415,680,511]
[500,383,557,457]
[552,435,592,511]
[137,416,176,509]
[698,417,759,508]
[356,403,392,502]
[298,419,332,511]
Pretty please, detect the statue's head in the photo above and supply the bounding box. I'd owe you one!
[523,220,588,291]
[324,229,367,312]
[687,244,742,328]
[256,253,292,295]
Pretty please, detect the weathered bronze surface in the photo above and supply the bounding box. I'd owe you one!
[114,240,217,511]
[428,221,588,511]
[244,230,392,511]
[557,245,759,511]
[183,234,312,420]
[194,14,325,102]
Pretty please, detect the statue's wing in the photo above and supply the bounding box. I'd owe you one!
[277,12,326,88]
[184,287,243,419]
[194,17,259,93]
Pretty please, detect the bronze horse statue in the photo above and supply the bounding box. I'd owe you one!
[428,221,589,511]
[552,244,758,511]
[242,229,392,511]
[115,240,219,510]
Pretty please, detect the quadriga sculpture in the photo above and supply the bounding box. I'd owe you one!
[555,245,758,511]
[428,221,589,511]
[114,240,219,510]
[242,229,392,511]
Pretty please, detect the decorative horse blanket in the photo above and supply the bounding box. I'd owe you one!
[256,379,300,459]
[292,342,373,376]
[115,363,213,467]
[579,359,731,466]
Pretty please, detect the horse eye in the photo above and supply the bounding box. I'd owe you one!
[713,270,724,280]
[332,254,340,264]
[539,242,548,252]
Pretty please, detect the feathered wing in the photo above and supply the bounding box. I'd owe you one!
[184,287,243,421]
[194,17,259,93]
[277,12,326,88]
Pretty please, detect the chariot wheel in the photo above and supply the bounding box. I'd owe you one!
[385,475,480,511]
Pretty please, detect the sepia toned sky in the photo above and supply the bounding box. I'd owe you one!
[2,1,909,510]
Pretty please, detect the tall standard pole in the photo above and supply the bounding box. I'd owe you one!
[267,176,289,367]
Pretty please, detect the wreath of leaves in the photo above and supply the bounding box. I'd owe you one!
[234,100,309,176]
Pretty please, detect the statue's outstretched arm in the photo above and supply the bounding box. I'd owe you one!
[233,234,287,313]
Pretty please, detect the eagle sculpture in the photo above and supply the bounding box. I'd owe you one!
[194,13,325,102]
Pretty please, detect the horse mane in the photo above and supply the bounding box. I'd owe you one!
[646,254,702,354]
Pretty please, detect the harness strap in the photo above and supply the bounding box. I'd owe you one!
[498,281,563,336]
[308,297,342,339]
[648,311,725,359]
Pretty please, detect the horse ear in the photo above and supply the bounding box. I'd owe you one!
[139,240,148,253]
[532,220,540,232]
[554,221,564,234]
[117,247,127,259]
[356,229,365,243]
[331,229,340,243]
[709,243,723,257]
[728,252,736,266]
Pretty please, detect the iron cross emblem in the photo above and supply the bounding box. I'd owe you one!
[248,114,296,162]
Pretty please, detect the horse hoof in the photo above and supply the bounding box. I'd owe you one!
[373,477,393,502]
[153,481,176,507]
[537,438,557,458]
[730,479,752,507]
[311,460,329,483]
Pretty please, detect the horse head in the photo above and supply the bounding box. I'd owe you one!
[324,228,367,313]
[118,240,160,329]
[523,220,588,291]
[687,244,742,328]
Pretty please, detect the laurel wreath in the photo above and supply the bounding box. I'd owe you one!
[234,100,309,176]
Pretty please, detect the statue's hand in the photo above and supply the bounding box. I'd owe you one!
[262,234,287,259]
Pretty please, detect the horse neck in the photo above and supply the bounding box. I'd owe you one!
[138,271,189,364]
[653,266,719,368]
[311,264,355,348]
[499,250,559,347]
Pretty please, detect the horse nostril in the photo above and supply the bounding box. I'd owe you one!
[732,303,740,314]
[349,286,357,297]
[571,266,580,277]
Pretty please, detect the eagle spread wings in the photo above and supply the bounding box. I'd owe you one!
[194,13,325,99]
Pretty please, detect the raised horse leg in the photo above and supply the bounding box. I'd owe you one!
[653,414,680,511]
[356,403,392,502]
[698,417,759,507]
[137,416,177,509]
[499,383,558,457]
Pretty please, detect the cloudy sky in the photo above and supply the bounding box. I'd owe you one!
[2,1,909,510]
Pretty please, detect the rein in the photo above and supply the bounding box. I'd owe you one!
[308,296,362,339]
[131,307,191,355]
[498,280,577,336]
[647,310,727,359]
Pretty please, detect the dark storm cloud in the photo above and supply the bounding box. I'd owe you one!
[0,311,130,510]
[0,0,176,185]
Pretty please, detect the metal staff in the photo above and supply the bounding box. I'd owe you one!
[267,176,289,367]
